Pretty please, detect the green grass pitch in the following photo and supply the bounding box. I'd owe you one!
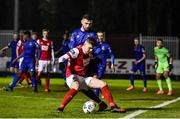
[0,77,180,118]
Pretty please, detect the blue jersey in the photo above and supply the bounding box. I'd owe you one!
[22,39,39,59]
[58,39,70,54]
[69,28,96,49]
[8,39,19,60]
[134,45,145,62]
[19,39,39,72]
[94,42,115,66]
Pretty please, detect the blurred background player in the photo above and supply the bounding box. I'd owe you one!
[55,31,70,81]
[154,38,173,96]
[0,32,19,84]
[126,38,147,92]
[32,32,39,41]
[36,29,55,92]
[57,38,126,113]
[6,31,40,92]
[93,31,115,96]
[16,33,32,87]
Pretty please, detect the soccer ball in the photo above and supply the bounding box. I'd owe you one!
[82,100,96,113]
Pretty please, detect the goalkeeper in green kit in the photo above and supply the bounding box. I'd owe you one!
[154,38,173,96]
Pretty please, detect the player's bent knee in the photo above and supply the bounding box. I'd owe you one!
[70,81,80,90]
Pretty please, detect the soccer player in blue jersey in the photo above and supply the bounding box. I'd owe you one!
[0,32,19,81]
[6,31,40,92]
[127,38,147,92]
[55,31,70,81]
[59,14,108,111]
[93,31,115,96]
[69,14,96,49]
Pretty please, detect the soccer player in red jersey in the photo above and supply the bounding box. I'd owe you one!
[36,29,55,92]
[57,37,126,113]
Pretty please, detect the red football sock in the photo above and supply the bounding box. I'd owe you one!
[59,89,78,109]
[45,76,50,90]
[101,85,116,107]
[19,73,25,83]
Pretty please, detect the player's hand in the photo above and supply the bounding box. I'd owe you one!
[111,64,115,73]
[154,61,158,69]
[169,64,173,71]
[59,62,65,70]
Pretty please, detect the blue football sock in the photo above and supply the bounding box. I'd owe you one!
[31,74,37,92]
[94,88,100,97]
[129,74,134,86]
[142,74,147,88]
[9,74,20,90]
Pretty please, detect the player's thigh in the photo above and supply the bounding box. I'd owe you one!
[130,64,138,73]
[163,71,169,79]
[87,77,106,89]
[156,64,164,74]
[27,61,36,72]
[139,64,146,75]
[163,63,170,73]
[156,73,162,79]
[38,60,45,72]
[66,75,80,90]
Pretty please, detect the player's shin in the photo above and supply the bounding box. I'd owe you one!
[9,74,21,90]
[142,73,147,88]
[82,89,101,103]
[129,74,134,86]
[31,72,38,92]
[157,79,163,91]
[45,73,50,91]
[166,77,172,91]
[59,88,78,110]
[101,85,116,107]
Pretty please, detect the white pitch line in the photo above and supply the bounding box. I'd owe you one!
[121,97,180,119]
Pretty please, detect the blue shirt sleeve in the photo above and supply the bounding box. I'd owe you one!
[107,44,115,64]
[69,31,77,49]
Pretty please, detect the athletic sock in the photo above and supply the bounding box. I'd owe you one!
[157,79,163,91]
[129,74,134,86]
[101,85,116,107]
[59,89,78,109]
[142,74,147,88]
[82,89,101,104]
[45,76,50,90]
[166,77,172,91]
[9,75,20,89]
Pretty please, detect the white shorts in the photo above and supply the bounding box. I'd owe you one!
[38,60,51,72]
[19,57,23,68]
[66,74,93,90]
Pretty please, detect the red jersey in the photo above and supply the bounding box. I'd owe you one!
[37,38,53,61]
[66,45,91,77]
[17,39,25,56]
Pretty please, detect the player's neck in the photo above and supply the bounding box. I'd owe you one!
[82,45,86,54]
[42,38,48,41]
[80,27,86,32]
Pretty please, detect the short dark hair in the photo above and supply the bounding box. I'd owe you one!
[24,31,31,37]
[85,37,97,47]
[82,14,93,21]
[156,38,163,42]
[42,28,49,32]
[32,32,38,36]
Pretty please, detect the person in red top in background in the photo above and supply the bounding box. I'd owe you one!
[57,37,126,113]
[16,35,32,86]
[36,29,55,92]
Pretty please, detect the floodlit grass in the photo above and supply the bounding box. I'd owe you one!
[0,77,180,118]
